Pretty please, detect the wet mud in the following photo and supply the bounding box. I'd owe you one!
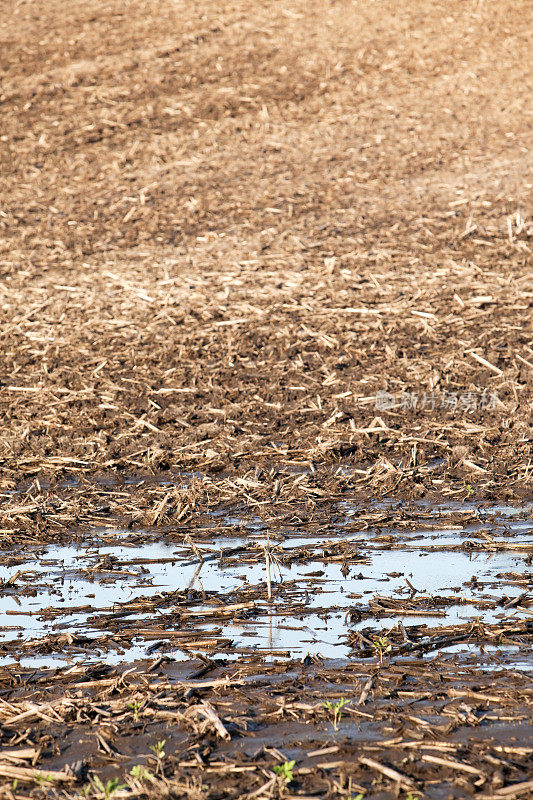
[1,500,532,798]
[1,0,533,796]
[1,652,532,800]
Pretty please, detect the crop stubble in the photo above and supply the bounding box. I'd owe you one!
[0,0,532,796]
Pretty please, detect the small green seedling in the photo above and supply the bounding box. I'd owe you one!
[148,738,166,776]
[272,760,295,784]
[90,776,126,799]
[372,635,392,664]
[149,739,166,759]
[127,699,143,722]
[130,765,152,782]
[322,697,350,731]
[12,779,18,791]
[34,774,53,785]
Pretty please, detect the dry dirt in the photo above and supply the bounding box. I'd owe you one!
[1,0,532,503]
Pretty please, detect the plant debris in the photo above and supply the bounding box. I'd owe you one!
[0,0,532,796]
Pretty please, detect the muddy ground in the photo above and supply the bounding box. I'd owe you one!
[1,655,533,800]
[0,0,532,797]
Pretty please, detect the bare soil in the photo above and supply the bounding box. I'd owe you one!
[0,0,532,506]
[1,656,533,800]
[0,0,532,797]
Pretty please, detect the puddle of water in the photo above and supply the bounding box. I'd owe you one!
[341,499,533,517]
[0,501,531,669]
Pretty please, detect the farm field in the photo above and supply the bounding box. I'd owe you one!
[0,0,532,797]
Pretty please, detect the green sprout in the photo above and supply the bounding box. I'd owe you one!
[372,635,392,664]
[127,699,143,722]
[149,739,166,759]
[34,774,53,785]
[322,697,351,731]
[129,765,152,782]
[89,776,126,799]
[272,760,295,785]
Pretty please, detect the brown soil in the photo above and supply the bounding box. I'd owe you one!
[0,0,532,797]
[2,656,533,800]
[0,0,532,509]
